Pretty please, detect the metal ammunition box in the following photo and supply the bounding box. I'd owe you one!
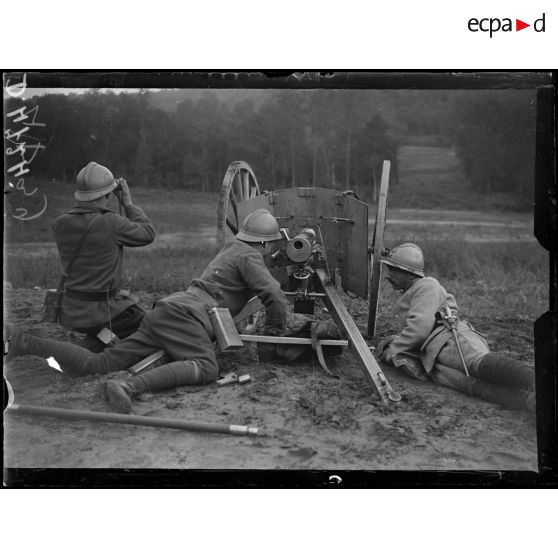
[97,327,119,346]
[208,307,245,351]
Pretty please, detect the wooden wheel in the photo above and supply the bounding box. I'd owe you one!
[216,161,261,249]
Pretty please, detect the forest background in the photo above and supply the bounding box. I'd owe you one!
[4,87,536,212]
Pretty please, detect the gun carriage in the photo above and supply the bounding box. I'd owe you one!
[216,161,400,404]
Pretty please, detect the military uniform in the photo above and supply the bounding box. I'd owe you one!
[5,207,288,413]
[383,276,488,375]
[95,238,287,377]
[381,276,534,410]
[10,239,287,388]
[53,199,155,338]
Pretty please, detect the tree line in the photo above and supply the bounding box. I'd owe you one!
[4,88,536,203]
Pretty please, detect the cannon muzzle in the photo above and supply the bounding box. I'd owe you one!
[286,228,316,263]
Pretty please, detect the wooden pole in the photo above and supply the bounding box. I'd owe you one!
[239,335,348,346]
[367,160,390,338]
[6,404,259,436]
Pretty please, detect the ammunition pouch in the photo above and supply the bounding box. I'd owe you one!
[43,288,63,323]
[208,307,244,351]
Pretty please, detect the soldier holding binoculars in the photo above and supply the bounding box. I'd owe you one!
[52,162,155,350]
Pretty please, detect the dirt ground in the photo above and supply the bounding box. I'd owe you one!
[4,287,537,471]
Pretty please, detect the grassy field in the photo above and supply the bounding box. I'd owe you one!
[4,190,547,325]
[4,143,547,323]
[4,145,544,471]
[389,145,532,212]
[4,181,218,243]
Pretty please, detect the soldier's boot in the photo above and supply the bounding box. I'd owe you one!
[470,379,535,412]
[104,360,215,414]
[4,324,101,376]
[475,353,535,391]
[104,379,139,414]
[431,363,534,412]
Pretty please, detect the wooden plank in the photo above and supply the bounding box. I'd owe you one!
[283,291,326,298]
[368,160,390,337]
[240,335,348,346]
[316,268,400,403]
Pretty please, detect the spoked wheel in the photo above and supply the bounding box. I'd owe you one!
[216,161,261,249]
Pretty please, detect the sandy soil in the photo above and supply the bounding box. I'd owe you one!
[4,287,537,472]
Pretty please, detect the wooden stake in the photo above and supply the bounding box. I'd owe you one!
[368,160,390,337]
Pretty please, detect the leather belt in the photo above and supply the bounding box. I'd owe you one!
[186,285,217,306]
[64,287,119,301]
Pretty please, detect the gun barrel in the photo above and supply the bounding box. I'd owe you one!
[286,228,316,262]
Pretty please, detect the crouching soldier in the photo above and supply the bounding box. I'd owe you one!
[53,162,155,349]
[5,209,287,414]
[376,243,535,411]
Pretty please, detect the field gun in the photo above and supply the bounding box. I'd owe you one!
[270,227,323,315]
[215,161,401,404]
[128,161,398,403]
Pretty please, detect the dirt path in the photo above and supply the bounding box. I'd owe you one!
[4,288,537,471]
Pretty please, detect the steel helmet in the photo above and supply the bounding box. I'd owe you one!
[236,209,282,242]
[381,243,425,277]
[75,162,118,201]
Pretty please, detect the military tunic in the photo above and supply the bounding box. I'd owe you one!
[96,238,287,377]
[10,239,289,398]
[53,200,155,330]
[375,275,538,410]
[190,238,286,335]
[384,276,488,374]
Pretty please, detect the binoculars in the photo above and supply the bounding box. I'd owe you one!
[113,178,125,202]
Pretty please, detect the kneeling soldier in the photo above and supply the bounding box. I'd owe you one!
[53,162,155,349]
[377,243,535,411]
[6,209,287,414]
